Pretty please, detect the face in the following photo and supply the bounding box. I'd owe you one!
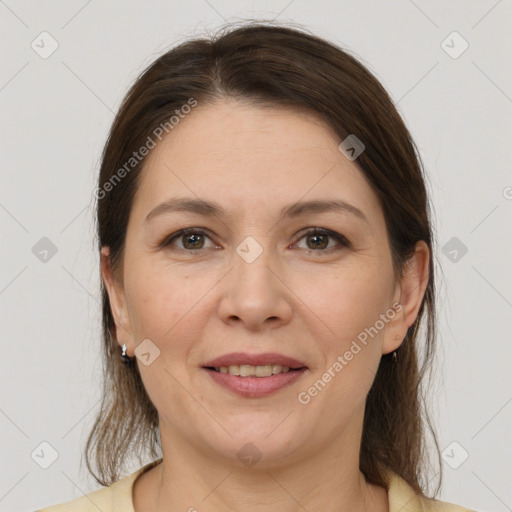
[102,99,428,468]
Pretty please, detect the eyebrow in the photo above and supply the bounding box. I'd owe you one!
[145,197,369,225]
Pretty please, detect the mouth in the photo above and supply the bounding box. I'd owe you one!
[202,364,308,398]
[203,364,305,377]
[201,352,308,397]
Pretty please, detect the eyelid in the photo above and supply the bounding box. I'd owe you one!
[161,226,350,252]
[292,227,351,250]
[160,227,219,250]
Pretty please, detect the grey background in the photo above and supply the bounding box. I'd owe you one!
[1,1,511,511]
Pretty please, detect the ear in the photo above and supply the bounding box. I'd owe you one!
[100,246,134,355]
[382,240,430,355]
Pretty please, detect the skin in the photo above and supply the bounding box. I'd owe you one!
[101,99,429,512]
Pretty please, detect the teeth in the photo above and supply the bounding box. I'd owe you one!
[228,365,240,376]
[215,364,294,377]
[240,365,255,377]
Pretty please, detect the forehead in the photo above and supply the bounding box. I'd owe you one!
[149,100,342,166]
[131,100,384,229]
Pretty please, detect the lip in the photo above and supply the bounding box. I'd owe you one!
[203,352,307,369]
[204,367,308,398]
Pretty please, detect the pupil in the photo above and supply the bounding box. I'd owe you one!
[308,233,328,250]
[184,233,203,249]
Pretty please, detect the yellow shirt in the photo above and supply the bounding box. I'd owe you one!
[36,458,476,511]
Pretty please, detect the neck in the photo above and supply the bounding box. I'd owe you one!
[133,413,388,512]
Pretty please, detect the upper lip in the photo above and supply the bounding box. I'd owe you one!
[203,352,307,369]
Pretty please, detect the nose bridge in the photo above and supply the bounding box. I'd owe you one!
[218,233,292,327]
[232,233,277,293]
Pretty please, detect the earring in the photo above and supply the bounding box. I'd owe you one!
[121,343,134,367]
[393,334,402,363]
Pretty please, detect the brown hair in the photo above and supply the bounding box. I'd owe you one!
[87,21,442,497]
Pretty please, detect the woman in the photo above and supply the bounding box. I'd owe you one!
[37,22,477,512]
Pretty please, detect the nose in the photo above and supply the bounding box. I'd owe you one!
[217,242,293,331]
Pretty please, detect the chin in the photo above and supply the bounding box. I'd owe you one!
[200,419,310,468]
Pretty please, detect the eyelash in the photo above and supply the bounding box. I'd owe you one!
[160,227,351,253]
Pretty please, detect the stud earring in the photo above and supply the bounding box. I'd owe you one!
[120,343,134,367]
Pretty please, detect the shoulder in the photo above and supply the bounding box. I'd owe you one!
[35,483,116,512]
[387,471,477,512]
[34,459,163,512]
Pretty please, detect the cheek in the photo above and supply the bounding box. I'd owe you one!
[298,264,393,345]
[124,263,232,375]
[124,272,207,409]
[293,264,392,410]
[125,269,206,350]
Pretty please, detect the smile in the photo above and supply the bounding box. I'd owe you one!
[203,366,307,398]
[210,364,299,377]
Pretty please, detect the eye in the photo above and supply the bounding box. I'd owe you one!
[162,228,218,251]
[293,228,350,252]
[160,227,350,253]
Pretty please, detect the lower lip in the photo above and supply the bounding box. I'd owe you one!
[203,368,307,398]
